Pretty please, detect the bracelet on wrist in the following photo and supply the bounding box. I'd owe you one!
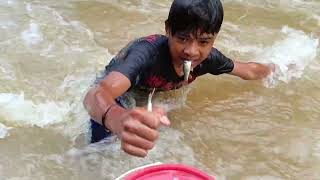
[101,103,117,129]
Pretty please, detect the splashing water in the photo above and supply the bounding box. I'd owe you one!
[260,26,319,87]
[0,93,71,127]
[0,122,11,139]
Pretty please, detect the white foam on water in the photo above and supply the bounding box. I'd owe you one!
[0,59,16,80]
[0,93,71,127]
[0,0,114,138]
[21,22,43,45]
[0,122,11,139]
[55,73,97,139]
[0,20,16,30]
[60,128,203,179]
[0,0,16,6]
[25,2,32,12]
[260,26,319,87]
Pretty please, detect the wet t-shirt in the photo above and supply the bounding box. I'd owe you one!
[104,34,234,91]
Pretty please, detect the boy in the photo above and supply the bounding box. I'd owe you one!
[83,0,274,157]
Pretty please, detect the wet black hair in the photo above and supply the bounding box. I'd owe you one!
[165,0,224,36]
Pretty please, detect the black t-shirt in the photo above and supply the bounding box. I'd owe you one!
[104,34,234,91]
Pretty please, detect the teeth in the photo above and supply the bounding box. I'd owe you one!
[183,60,192,81]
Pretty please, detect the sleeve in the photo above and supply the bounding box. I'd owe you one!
[206,48,234,75]
[109,40,156,85]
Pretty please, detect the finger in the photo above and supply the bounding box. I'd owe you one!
[121,141,148,158]
[159,116,170,126]
[130,109,161,129]
[152,106,170,126]
[121,131,155,150]
[123,119,159,141]
[152,106,167,116]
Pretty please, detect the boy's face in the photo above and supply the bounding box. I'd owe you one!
[166,29,217,69]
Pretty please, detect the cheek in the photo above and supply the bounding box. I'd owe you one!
[171,43,183,56]
[200,47,212,59]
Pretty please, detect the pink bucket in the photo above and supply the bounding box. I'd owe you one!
[124,163,215,180]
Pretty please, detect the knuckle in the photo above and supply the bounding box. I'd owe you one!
[146,142,155,150]
[146,115,160,129]
[121,142,130,152]
[137,150,148,157]
[149,130,159,141]
[149,115,160,129]
[120,131,129,140]
[153,131,159,140]
[141,152,147,158]
[130,108,143,116]
[123,120,136,132]
[154,117,161,127]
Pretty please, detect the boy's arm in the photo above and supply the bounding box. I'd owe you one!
[206,48,274,79]
[83,71,170,157]
[229,60,275,80]
[83,71,130,132]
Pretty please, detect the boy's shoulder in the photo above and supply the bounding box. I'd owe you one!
[135,34,168,48]
[143,34,167,43]
[119,34,168,57]
[113,34,169,63]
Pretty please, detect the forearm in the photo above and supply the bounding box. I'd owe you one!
[83,86,126,133]
[84,87,113,122]
[230,61,274,80]
[246,62,272,80]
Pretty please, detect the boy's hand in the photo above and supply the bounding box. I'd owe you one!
[114,107,170,157]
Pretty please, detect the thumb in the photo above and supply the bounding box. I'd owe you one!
[160,116,170,126]
[152,106,171,126]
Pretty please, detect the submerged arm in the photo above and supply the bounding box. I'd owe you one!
[229,61,275,80]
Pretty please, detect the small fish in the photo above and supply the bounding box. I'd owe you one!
[147,88,156,112]
[183,60,192,81]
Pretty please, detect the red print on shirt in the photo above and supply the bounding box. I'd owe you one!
[145,75,175,90]
[145,35,157,43]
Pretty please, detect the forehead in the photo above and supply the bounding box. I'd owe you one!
[176,30,215,39]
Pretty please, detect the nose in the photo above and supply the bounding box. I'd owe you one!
[183,41,199,59]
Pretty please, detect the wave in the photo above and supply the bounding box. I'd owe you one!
[260,26,319,87]
[0,93,71,127]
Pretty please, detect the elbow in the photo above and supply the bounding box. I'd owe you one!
[83,91,89,110]
[83,87,96,112]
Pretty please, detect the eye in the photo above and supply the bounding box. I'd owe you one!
[176,35,188,42]
[199,40,209,45]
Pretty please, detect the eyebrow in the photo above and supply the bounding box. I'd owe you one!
[176,32,190,37]
[198,36,214,40]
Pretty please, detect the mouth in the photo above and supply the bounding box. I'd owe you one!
[181,58,198,68]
